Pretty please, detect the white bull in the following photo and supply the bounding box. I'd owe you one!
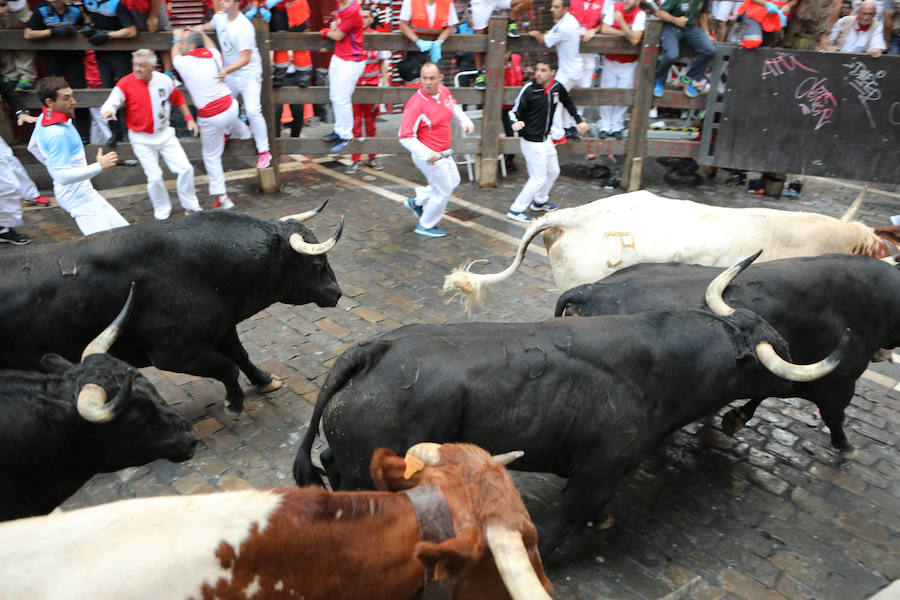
[444,189,895,312]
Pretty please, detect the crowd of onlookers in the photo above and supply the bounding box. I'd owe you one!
[0,0,897,245]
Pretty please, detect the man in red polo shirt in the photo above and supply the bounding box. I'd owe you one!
[398,62,473,238]
[99,48,202,219]
[321,0,365,152]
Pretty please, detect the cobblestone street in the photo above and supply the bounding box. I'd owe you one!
[14,146,900,600]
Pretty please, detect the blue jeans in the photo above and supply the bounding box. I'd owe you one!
[891,34,900,55]
[655,22,717,83]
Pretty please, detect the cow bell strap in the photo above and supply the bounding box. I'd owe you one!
[402,481,458,600]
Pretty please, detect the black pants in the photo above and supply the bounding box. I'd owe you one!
[398,50,430,82]
[41,51,91,141]
[97,51,130,141]
[275,103,304,137]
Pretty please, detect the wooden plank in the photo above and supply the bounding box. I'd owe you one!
[622,19,661,191]
[477,16,506,188]
[255,18,279,193]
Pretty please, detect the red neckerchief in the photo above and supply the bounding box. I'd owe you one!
[542,78,555,95]
[188,48,213,58]
[41,107,70,126]
[856,17,870,31]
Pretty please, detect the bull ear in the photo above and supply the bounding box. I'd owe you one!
[370,448,419,491]
[414,529,483,581]
[41,353,73,373]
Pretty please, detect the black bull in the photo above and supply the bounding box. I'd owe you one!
[0,209,342,414]
[294,263,844,555]
[555,254,900,458]
[0,352,198,521]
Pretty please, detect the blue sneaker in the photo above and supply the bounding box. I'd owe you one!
[415,224,447,237]
[679,75,699,98]
[330,138,352,152]
[404,197,423,218]
[653,80,664,98]
[529,201,558,212]
[506,210,533,223]
[321,132,341,142]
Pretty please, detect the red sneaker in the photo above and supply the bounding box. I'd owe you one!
[26,195,50,207]
[212,195,234,209]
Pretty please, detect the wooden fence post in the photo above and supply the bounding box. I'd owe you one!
[476,16,507,188]
[254,18,280,193]
[622,19,661,191]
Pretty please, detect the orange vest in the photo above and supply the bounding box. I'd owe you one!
[737,0,789,32]
[409,0,451,37]
[286,0,310,28]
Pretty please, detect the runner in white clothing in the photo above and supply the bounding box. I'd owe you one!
[28,76,128,236]
[529,0,584,141]
[172,28,253,209]
[100,48,202,220]
[194,0,271,168]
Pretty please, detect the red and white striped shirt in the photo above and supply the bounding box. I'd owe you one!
[100,71,187,135]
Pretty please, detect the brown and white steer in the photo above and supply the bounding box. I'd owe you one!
[444,189,897,312]
[0,443,552,600]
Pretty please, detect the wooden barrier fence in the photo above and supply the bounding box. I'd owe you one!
[0,16,706,191]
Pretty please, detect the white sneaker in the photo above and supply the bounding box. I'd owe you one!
[212,195,234,209]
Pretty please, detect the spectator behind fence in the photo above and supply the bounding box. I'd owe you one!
[28,76,128,235]
[781,0,841,49]
[80,0,138,147]
[826,0,886,54]
[502,50,523,172]
[346,6,391,174]
[653,0,716,98]
[529,0,584,142]
[195,0,272,169]
[320,0,365,152]
[598,0,645,139]
[246,0,312,87]
[127,0,175,76]
[471,0,533,89]
[888,0,898,53]
[24,0,93,142]
[99,49,202,220]
[172,28,253,209]
[0,0,38,93]
[397,0,458,81]
[736,0,792,48]
[571,0,607,122]
[399,62,473,238]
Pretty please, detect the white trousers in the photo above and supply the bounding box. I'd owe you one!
[328,56,366,139]
[598,57,637,133]
[68,191,129,236]
[410,154,461,229]
[130,127,200,219]
[0,138,38,227]
[510,138,560,213]
[226,73,269,153]
[551,74,579,140]
[198,102,252,196]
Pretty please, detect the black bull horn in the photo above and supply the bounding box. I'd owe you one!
[705,252,846,382]
[77,283,136,423]
[279,200,344,255]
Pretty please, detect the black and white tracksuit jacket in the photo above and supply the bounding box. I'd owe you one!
[507,79,584,142]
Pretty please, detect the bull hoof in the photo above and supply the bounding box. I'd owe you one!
[721,409,746,436]
[224,402,244,420]
[838,446,859,460]
[258,374,283,393]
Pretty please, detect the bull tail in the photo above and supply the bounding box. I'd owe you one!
[839,186,867,221]
[442,217,560,315]
[293,340,393,488]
